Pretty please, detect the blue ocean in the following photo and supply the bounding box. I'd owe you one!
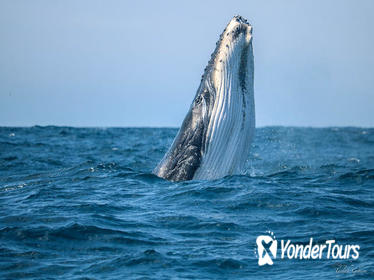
[0,126,373,279]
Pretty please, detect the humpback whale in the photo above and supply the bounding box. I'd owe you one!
[154,15,255,181]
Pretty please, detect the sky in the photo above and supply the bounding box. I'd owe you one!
[0,0,373,127]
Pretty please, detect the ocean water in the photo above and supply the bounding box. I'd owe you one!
[0,126,373,279]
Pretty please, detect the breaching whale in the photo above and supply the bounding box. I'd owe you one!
[154,15,255,181]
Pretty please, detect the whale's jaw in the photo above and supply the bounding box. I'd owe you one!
[154,15,255,182]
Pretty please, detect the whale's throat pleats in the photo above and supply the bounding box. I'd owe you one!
[193,37,254,180]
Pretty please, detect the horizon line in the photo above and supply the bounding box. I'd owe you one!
[1,125,373,129]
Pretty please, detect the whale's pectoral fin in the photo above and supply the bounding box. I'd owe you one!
[153,107,203,181]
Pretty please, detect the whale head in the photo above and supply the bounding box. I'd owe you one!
[204,15,253,95]
[154,15,255,181]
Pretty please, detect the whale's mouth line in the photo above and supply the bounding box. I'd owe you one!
[153,15,255,182]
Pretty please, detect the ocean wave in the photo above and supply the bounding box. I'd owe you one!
[1,127,373,279]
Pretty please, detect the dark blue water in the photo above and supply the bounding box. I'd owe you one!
[0,126,373,279]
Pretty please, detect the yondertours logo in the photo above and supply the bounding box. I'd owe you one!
[255,231,360,266]
[256,231,277,265]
